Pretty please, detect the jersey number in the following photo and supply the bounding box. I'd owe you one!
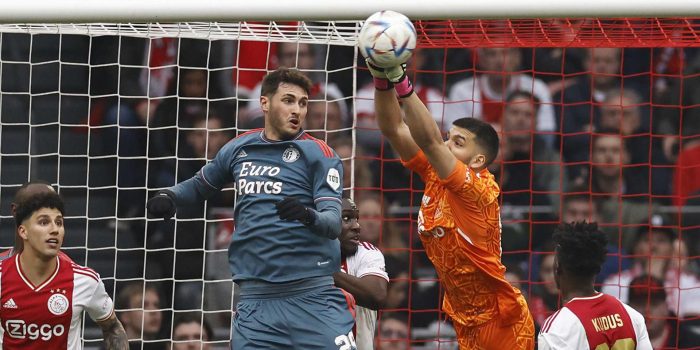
[595,338,635,350]
[335,330,357,350]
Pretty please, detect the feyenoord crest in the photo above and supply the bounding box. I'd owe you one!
[282,147,300,163]
[48,292,70,316]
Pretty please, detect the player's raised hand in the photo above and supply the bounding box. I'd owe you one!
[365,59,387,79]
[275,196,316,225]
[146,190,176,219]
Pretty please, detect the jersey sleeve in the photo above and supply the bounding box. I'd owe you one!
[85,277,115,323]
[170,139,237,204]
[401,150,432,180]
[538,308,589,350]
[440,160,499,208]
[356,249,389,281]
[311,149,343,204]
[622,303,653,350]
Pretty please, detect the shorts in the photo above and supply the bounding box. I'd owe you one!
[232,285,356,349]
[454,295,535,350]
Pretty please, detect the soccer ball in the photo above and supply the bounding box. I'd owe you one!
[358,10,417,68]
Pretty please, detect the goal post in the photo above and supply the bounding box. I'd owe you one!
[0,8,698,350]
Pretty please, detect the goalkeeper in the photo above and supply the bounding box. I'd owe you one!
[147,68,356,349]
[369,61,535,349]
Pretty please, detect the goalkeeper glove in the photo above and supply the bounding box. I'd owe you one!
[146,190,177,219]
[366,60,392,91]
[275,196,316,226]
[384,64,413,98]
[366,60,413,98]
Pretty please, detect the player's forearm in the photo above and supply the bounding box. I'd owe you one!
[308,200,342,239]
[333,272,387,310]
[401,93,445,150]
[375,89,404,138]
[100,316,129,350]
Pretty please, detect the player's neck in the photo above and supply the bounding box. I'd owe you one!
[18,251,58,286]
[561,278,597,303]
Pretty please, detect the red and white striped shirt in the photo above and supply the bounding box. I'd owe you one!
[538,293,651,350]
[0,254,114,349]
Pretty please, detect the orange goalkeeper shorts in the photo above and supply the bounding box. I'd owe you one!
[454,295,535,350]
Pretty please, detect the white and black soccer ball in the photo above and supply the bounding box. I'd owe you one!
[358,10,417,68]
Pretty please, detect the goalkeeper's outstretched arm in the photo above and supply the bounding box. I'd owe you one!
[369,64,421,162]
[373,63,456,179]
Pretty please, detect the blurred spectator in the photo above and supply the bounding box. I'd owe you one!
[149,68,210,160]
[152,112,232,189]
[241,42,347,128]
[578,132,656,249]
[354,192,407,257]
[376,312,410,350]
[557,48,629,164]
[116,281,166,350]
[447,48,555,139]
[497,90,565,210]
[628,274,700,349]
[304,90,350,144]
[170,312,214,350]
[329,137,374,195]
[602,214,700,318]
[529,249,559,332]
[599,88,672,197]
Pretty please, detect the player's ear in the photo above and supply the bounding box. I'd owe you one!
[260,95,270,113]
[470,153,486,169]
[17,225,28,240]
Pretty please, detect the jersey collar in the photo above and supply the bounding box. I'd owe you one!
[259,129,305,143]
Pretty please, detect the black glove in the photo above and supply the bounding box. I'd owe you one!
[275,197,316,225]
[146,190,177,219]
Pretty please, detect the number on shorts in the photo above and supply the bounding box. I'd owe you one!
[595,338,635,350]
[335,330,357,350]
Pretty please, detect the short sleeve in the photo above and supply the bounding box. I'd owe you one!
[312,150,343,204]
[538,308,588,350]
[356,249,389,281]
[401,150,431,180]
[86,278,115,322]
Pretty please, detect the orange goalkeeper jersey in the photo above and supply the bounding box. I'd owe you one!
[403,150,525,327]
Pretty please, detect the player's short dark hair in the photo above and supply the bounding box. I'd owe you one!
[14,191,65,228]
[552,221,608,279]
[260,68,312,98]
[451,117,500,167]
[173,312,213,341]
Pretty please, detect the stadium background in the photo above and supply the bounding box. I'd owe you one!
[0,19,699,349]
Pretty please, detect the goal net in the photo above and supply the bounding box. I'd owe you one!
[0,18,698,349]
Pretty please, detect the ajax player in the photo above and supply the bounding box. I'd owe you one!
[146,68,355,349]
[334,198,389,350]
[0,191,127,349]
[538,222,651,350]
